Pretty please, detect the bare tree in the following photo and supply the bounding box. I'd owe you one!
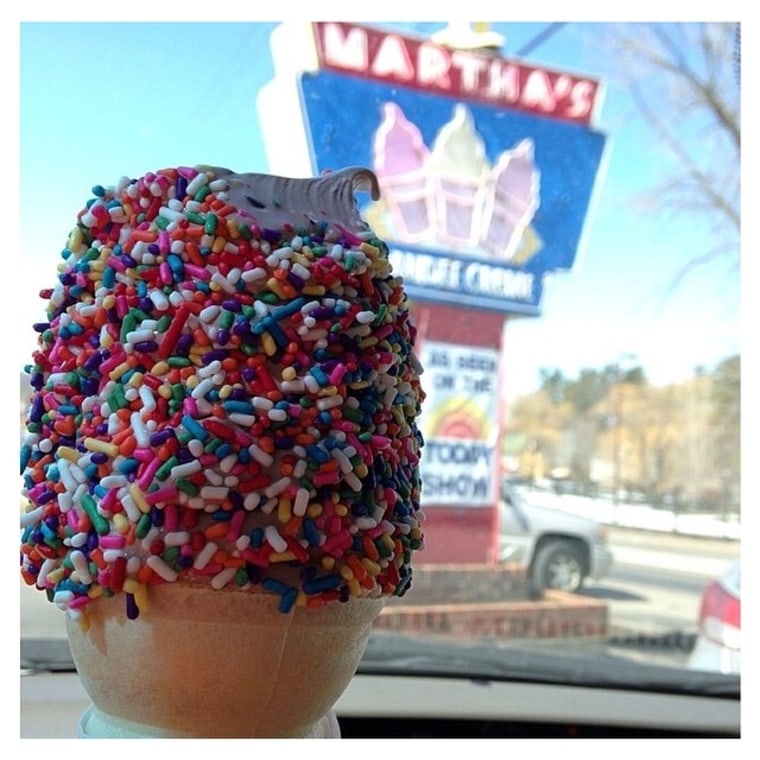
[598,23,740,288]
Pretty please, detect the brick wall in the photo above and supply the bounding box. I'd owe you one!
[374,564,608,639]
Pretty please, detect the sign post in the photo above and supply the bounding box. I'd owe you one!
[258,21,608,563]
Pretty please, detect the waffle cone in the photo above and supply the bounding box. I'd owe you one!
[66,583,385,738]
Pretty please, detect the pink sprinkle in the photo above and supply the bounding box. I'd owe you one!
[163,504,179,531]
[183,263,212,281]
[116,294,129,318]
[158,231,171,254]
[328,363,347,385]
[99,349,127,374]
[132,447,155,462]
[107,255,127,273]
[226,510,246,542]
[100,488,118,512]
[146,485,178,506]
[137,458,161,490]
[99,534,126,550]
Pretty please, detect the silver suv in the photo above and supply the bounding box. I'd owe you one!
[499,482,614,594]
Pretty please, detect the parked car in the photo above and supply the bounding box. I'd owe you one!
[687,558,741,675]
[499,482,613,594]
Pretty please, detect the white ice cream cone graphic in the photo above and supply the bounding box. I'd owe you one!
[429,104,490,249]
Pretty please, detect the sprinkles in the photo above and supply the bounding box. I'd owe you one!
[20,165,425,621]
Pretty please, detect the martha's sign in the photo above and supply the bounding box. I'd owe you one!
[313,22,601,125]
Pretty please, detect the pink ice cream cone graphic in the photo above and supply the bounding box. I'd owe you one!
[429,104,490,249]
[480,138,540,260]
[372,102,434,242]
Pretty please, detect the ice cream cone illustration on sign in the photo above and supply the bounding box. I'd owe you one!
[480,138,541,260]
[373,102,434,242]
[430,104,490,248]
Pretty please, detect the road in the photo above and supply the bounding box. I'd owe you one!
[579,526,739,666]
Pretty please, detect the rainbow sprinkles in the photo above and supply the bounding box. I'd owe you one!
[20,165,425,622]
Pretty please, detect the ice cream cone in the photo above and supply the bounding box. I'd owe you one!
[480,138,540,259]
[373,102,434,242]
[20,164,425,739]
[430,104,490,249]
[67,583,385,737]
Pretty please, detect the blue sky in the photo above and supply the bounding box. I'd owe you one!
[15,16,742,401]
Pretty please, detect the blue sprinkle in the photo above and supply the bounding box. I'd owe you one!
[303,574,341,595]
[181,414,208,441]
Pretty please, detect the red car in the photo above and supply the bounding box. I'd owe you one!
[688,559,740,675]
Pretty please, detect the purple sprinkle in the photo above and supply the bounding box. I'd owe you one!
[221,299,241,312]
[286,271,305,289]
[134,340,159,353]
[149,429,175,447]
[125,593,139,620]
[201,349,227,364]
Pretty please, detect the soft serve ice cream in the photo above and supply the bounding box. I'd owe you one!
[20,165,425,624]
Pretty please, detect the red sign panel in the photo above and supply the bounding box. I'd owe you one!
[312,22,602,126]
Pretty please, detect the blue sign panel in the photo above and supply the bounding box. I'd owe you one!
[296,34,607,316]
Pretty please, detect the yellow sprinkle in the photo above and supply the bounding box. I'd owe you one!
[354,462,369,479]
[317,385,338,396]
[127,371,144,388]
[158,385,173,400]
[47,568,65,585]
[227,219,240,239]
[281,366,297,381]
[277,496,292,523]
[67,228,85,253]
[188,349,207,366]
[340,565,354,581]
[108,361,131,381]
[186,374,199,390]
[334,503,348,518]
[261,332,277,357]
[306,503,322,518]
[88,585,104,600]
[113,512,130,535]
[151,360,170,376]
[128,483,151,514]
[302,285,326,296]
[347,578,362,597]
[212,236,226,253]
[123,580,150,613]
[360,242,379,257]
[321,556,336,572]
[266,278,286,299]
[361,558,382,576]
[269,551,297,563]
[83,438,119,458]
[102,294,116,311]
[57,446,80,464]
[218,384,233,400]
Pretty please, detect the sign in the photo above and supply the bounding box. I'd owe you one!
[274,22,608,315]
[313,22,601,125]
[417,341,499,506]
